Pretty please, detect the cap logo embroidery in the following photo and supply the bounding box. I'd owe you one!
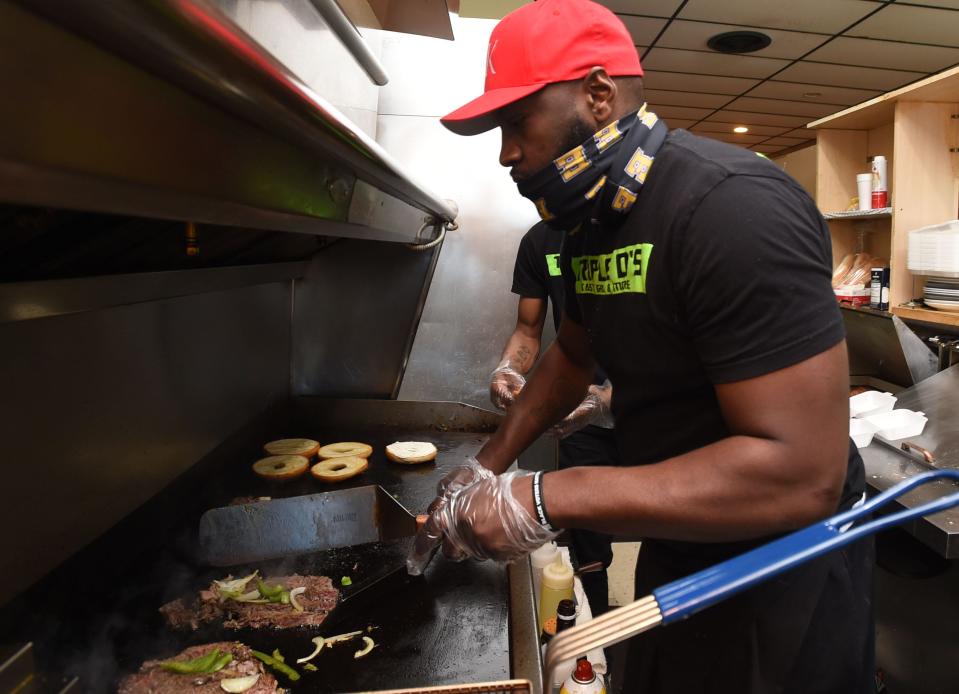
[487,39,499,76]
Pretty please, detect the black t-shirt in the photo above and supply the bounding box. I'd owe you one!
[560,129,864,558]
[511,221,566,332]
[512,222,608,385]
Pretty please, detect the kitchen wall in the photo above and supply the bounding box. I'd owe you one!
[377,14,542,408]
[773,143,818,199]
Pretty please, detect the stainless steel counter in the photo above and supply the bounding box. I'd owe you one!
[860,365,959,557]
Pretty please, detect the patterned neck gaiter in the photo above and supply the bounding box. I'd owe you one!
[517,104,669,231]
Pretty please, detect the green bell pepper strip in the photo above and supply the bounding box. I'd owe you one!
[160,649,233,674]
[252,650,300,682]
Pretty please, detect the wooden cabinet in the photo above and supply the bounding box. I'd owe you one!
[809,66,959,328]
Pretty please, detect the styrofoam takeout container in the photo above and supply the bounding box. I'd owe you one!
[863,409,927,440]
[849,390,897,418]
[849,418,878,449]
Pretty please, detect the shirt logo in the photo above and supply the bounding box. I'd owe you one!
[571,243,653,295]
[545,253,562,277]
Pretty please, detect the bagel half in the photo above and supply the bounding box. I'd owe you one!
[310,456,369,483]
[263,438,320,459]
[318,442,373,460]
[385,441,438,464]
[252,455,309,480]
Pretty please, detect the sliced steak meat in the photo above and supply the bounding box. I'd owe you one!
[118,641,281,694]
[161,575,339,631]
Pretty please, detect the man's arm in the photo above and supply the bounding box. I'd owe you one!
[501,297,548,374]
[527,339,851,540]
[480,312,596,474]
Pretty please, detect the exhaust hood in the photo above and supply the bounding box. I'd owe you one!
[1,0,457,244]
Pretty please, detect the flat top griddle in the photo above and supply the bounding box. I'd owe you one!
[0,399,511,692]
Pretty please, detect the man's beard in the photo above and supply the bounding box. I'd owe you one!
[551,116,597,163]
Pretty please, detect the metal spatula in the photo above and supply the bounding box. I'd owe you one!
[199,485,426,567]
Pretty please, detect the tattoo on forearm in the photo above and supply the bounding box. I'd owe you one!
[515,344,534,371]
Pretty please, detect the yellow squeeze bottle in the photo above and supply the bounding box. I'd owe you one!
[538,554,574,633]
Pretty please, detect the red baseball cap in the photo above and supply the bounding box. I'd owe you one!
[442,0,643,136]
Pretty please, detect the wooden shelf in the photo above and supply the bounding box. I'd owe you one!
[823,208,892,220]
[808,65,959,131]
[892,305,959,327]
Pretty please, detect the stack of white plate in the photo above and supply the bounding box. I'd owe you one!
[908,220,959,278]
[923,277,959,312]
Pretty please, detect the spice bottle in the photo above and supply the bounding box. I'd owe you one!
[544,599,579,691]
[560,657,606,694]
[542,597,577,646]
[538,554,574,633]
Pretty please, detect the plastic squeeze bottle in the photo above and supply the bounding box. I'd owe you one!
[559,658,606,694]
[538,553,574,633]
[531,541,561,607]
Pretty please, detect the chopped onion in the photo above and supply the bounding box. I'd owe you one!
[295,637,325,664]
[219,674,260,692]
[324,629,362,645]
[289,587,307,613]
[353,636,375,659]
[214,571,259,600]
[232,589,268,604]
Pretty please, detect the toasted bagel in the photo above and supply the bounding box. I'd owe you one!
[318,442,373,460]
[252,455,309,480]
[385,441,438,464]
[310,456,369,483]
[263,438,320,459]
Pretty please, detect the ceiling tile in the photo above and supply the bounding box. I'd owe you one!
[847,5,959,48]
[897,0,959,8]
[641,47,788,79]
[780,127,816,139]
[666,118,698,130]
[806,36,959,73]
[699,132,768,145]
[761,136,812,146]
[652,104,715,120]
[691,122,790,136]
[654,19,824,60]
[724,96,840,118]
[644,89,731,108]
[619,15,669,46]
[774,61,921,90]
[602,0,684,17]
[749,80,880,106]
[679,0,878,34]
[707,109,811,127]
[642,70,761,95]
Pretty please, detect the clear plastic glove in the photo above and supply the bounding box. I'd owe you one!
[407,459,494,575]
[407,461,559,574]
[549,380,614,439]
[489,359,526,410]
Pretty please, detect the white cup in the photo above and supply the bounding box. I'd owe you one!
[856,174,872,211]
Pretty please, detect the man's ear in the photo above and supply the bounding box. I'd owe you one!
[582,67,617,125]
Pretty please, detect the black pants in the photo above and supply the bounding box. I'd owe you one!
[625,535,876,694]
[559,426,619,615]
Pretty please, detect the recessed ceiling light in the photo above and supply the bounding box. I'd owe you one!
[733,126,749,133]
[707,31,772,54]
[802,91,823,98]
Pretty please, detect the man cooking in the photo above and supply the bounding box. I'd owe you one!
[494,217,619,615]
[408,0,874,691]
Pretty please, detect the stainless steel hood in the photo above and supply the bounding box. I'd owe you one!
[0,0,457,244]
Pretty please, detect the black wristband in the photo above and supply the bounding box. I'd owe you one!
[532,470,556,532]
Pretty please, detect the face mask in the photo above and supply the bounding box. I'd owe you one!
[517,104,668,231]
